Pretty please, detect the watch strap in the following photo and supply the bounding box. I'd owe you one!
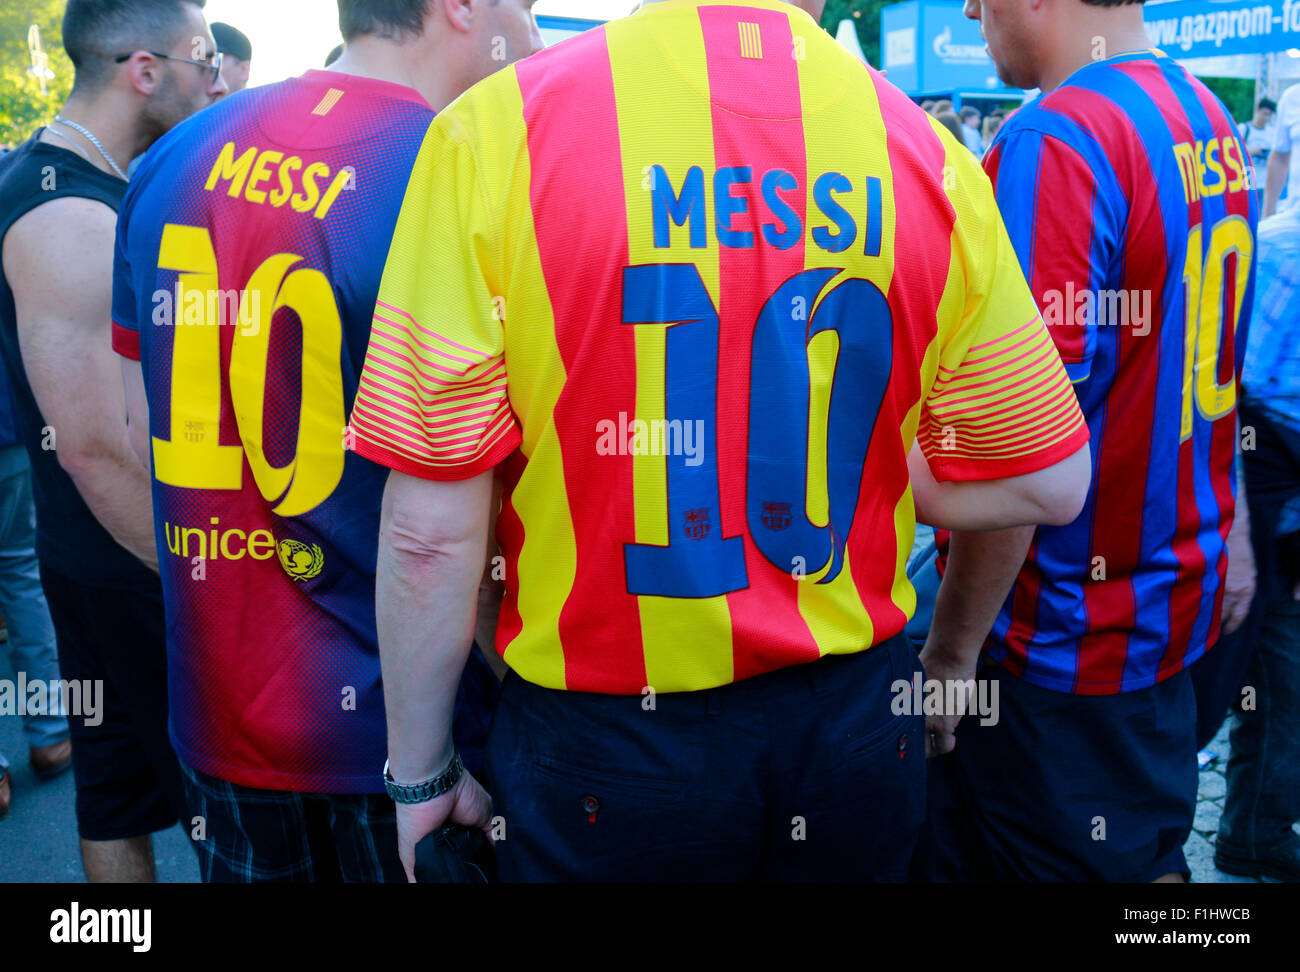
[383,752,464,804]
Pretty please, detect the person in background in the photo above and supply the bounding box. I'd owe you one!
[1212,207,1300,883]
[959,105,982,154]
[1240,98,1276,168]
[1264,84,1299,217]
[920,98,936,112]
[931,98,954,115]
[0,372,71,821]
[981,109,1004,150]
[915,0,1258,884]
[934,109,966,145]
[210,22,252,95]
[112,0,541,883]
[0,0,225,882]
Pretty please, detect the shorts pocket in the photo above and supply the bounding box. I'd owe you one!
[531,753,685,802]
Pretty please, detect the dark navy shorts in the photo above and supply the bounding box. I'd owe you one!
[39,564,187,842]
[913,662,1198,882]
[485,632,926,882]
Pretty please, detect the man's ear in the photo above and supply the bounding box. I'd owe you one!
[441,0,477,35]
[122,52,164,96]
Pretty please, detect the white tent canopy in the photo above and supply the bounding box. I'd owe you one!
[836,18,868,64]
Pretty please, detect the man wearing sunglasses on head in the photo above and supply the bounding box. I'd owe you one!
[0,0,225,882]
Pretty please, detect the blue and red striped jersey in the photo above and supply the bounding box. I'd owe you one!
[953,50,1258,694]
[111,71,434,791]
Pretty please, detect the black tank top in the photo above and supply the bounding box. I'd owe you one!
[0,132,157,590]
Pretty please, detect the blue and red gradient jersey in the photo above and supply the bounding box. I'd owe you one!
[950,50,1258,694]
[111,71,433,791]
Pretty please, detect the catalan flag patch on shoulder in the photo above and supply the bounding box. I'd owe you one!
[738,21,762,59]
[312,88,345,116]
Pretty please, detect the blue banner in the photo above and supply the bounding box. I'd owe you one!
[882,1,1018,95]
[1145,0,1300,59]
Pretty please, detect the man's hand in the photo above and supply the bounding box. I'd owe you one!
[917,644,976,757]
[395,771,494,883]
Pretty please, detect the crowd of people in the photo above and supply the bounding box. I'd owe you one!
[917,98,1010,155]
[0,0,1296,885]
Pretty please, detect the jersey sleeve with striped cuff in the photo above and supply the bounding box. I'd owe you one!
[348,118,521,481]
[918,142,1089,483]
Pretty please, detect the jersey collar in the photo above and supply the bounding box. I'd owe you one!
[301,69,430,108]
[636,0,817,24]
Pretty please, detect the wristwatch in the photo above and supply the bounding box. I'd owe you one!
[383,752,464,804]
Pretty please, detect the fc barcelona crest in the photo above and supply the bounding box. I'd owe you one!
[761,501,792,531]
[683,507,711,541]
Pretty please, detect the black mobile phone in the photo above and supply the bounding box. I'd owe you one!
[413,824,497,883]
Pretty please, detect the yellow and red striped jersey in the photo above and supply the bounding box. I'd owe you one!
[350,0,1088,694]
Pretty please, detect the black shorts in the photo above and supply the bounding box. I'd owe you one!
[39,564,186,841]
[913,663,1198,882]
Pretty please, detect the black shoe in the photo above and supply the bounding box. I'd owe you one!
[1215,838,1300,882]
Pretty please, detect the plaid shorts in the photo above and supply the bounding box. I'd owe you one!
[180,762,405,883]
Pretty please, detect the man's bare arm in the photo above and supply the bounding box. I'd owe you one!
[920,526,1034,756]
[1221,439,1256,635]
[377,468,496,878]
[379,468,494,781]
[4,198,158,570]
[121,357,151,472]
[909,441,1091,531]
[474,477,508,680]
[1263,150,1290,219]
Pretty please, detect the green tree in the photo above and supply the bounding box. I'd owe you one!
[0,2,73,149]
[1199,76,1255,125]
[820,0,889,67]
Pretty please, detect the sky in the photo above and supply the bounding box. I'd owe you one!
[203,0,635,87]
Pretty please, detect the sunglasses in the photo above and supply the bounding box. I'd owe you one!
[114,49,223,84]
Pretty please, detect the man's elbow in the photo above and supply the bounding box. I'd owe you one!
[380,514,482,588]
[54,437,116,488]
[1027,445,1091,526]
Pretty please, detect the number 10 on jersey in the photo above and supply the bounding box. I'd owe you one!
[150,223,346,517]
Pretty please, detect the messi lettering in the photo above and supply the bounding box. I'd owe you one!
[1171,135,1252,203]
[204,141,352,220]
[650,164,884,256]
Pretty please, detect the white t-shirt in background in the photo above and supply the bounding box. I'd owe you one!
[1272,83,1300,211]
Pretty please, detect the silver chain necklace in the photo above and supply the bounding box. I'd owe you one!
[43,126,91,162]
[51,115,127,180]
